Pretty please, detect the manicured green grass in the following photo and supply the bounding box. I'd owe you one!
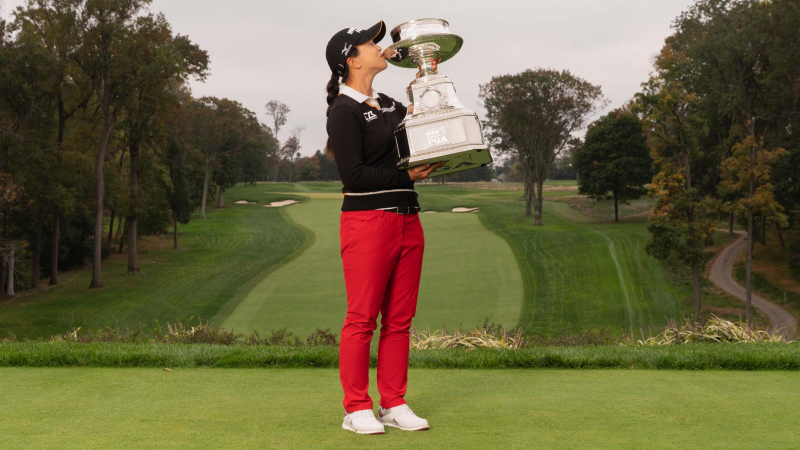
[416,185,681,336]
[2,341,799,369]
[1,367,799,448]
[0,188,308,340]
[221,190,523,346]
[2,180,714,342]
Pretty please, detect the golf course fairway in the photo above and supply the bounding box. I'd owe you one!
[2,367,797,449]
[221,193,523,343]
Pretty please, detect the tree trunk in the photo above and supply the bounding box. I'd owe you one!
[115,211,124,240]
[524,178,533,217]
[728,211,734,235]
[90,119,115,289]
[128,139,140,273]
[744,142,756,326]
[107,209,116,249]
[173,212,178,250]
[523,179,529,203]
[32,215,42,288]
[760,214,767,245]
[692,258,701,322]
[49,211,59,285]
[614,194,619,222]
[776,222,786,251]
[0,252,6,296]
[683,151,702,319]
[216,185,225,208]
[118,217,128,254]
[534,179,544,225]
[5,243,14,297]
[201,159,210,219]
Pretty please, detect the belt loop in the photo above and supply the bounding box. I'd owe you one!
[380,210,386,217]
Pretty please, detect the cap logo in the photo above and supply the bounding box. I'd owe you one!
[342,43,352,55]
[347,27,361,34]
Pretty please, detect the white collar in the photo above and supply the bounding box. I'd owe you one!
[339,84,378,104]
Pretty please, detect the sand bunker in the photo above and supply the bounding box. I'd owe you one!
[234,200,257,204]
[422,210,438,213]
[452,207,480,213]
[263,199,300,207]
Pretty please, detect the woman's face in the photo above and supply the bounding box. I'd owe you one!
[348,41,387,74]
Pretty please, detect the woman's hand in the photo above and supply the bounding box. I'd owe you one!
[406,161,447,181]
[415,57,441,78]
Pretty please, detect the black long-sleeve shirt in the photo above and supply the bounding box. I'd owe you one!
[326,88,419,211]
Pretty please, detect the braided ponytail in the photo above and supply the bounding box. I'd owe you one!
[325,46,358,160]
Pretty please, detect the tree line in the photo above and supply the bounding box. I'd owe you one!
[0,1,304,297]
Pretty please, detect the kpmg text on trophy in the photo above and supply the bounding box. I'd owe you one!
[388,18,493,178]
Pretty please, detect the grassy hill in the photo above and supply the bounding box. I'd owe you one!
[0,180,748,340]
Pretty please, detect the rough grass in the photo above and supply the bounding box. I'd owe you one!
[2,341,798,370]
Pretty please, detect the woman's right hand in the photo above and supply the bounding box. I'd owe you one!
[407,161,447,181]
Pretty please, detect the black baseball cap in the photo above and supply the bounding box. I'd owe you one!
[326,20,386,77]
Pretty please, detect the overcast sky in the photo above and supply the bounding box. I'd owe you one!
[2,0,695,157]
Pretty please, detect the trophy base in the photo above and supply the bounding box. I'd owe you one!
[396,145,493,178]
[394,106,493,178]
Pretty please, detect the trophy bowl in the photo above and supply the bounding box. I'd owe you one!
[387,18,463,74]
[387,18,493,179]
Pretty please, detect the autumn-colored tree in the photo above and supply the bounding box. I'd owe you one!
[667,0,800,324]
[720,135,788,322]
[633,77,715,322]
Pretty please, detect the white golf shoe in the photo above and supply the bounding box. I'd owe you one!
[341,408,385,435]
[378,403,430,431]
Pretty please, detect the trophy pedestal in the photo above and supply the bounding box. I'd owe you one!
[388,19,493,178]
[394,76,491,177]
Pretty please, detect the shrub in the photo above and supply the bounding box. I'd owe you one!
[636,314,792,345]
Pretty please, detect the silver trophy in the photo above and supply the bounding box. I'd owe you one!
[388,18,493,178]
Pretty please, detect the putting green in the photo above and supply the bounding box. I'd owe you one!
[222,196,522,343]
[2,367,798,449]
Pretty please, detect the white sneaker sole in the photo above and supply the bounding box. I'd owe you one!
[341,421,385,435]
[381,420,430,431]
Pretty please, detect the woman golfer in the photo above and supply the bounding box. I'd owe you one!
[324,20,445,435]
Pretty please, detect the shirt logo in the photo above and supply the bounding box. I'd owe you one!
[347,27,361,34]
[342,43,352,55]
[381,105,396,113]
[364,111,378,122]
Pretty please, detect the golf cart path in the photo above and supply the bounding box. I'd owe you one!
[708,230,797,338]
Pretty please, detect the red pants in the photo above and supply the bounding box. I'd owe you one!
[338,209,425,413]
